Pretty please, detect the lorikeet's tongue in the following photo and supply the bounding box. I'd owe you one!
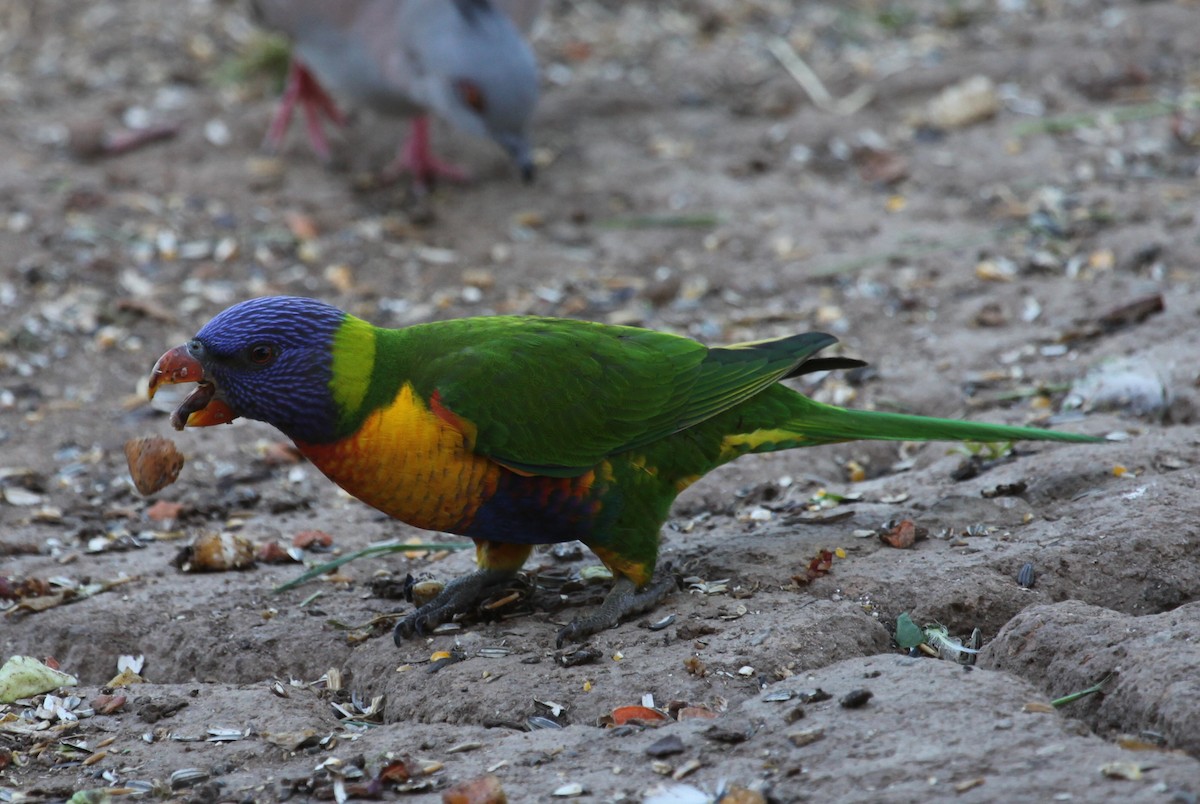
[148,344,238,430]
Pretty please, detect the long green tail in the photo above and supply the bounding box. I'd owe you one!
[786,395,1103,446]
[716,388,1102,461]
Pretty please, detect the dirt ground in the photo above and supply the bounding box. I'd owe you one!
[2,0,1199,801]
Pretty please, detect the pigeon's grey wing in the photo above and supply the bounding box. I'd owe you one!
[491,0,545,34]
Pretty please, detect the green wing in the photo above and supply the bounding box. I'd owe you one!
[395,317,840,477]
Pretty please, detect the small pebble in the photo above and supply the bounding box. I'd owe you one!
[839,689,873,709]
[704,723,750,744]
[783,706,805,724]
[645,735,685,757]
[203,119,231,147]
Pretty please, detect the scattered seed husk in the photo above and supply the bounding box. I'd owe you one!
[548,541,586,564]
[107,667,146,688]
[478,647,512,659]
[924,626,979,663]
[1099,761,1144,781]
[206,727,245,742]
[535,699,566,717]
[982,481,1028,499]
[578,565,614,582]
[676,706,718,721]
[2,486,43,506]
[80,750,107,767]
[787,726,825,747]
[409,579,445,607]
[93,693,127,715]
[483,591,521,611]
[1116,733,1168,752]
[441,774,506,804]
[954,778,986,793]
[558,645,602,668]
[292,529,333,550]
[257,541,298,564]
[446,741,484,754]
[173,532,255,572]
[928,75,999,129]
[604,705,668,728]
[526,716,562,730]
[671,758,703,781]
[553,783,585,797]
[169,768,209,790]
[879,519,919,549]
[264,729,319,751]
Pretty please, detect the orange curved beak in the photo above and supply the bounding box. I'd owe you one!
[148,344,238,430]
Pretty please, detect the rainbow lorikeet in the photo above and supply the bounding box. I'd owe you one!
[148,296,1102,645]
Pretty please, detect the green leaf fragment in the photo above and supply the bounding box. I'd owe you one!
[894,613,924,649]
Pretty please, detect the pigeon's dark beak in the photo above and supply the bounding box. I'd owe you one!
[495,132,536,184]
[519,159,536,183]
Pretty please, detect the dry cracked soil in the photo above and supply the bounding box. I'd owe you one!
[1,1,1199,802]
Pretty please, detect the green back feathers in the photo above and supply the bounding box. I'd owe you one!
[413,320,847,476]
[326,316,848,475]
[323,314,1095,475]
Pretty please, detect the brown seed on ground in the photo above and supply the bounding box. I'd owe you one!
[442,774,507,804]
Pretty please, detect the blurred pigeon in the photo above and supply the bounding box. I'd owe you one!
[252,0,542,185]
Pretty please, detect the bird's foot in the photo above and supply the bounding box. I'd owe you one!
[263,60,346,162]
[381,115,470,189]
[555,569,678,648]
[393,568,515,643]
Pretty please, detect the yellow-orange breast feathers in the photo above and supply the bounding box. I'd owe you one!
[295,383,500,532]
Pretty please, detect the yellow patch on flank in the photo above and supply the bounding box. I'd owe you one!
[719,428,801,460]
[591,546,653,587]
[627,454,658,477]
[296,383,500,532]
[475,541,533,573]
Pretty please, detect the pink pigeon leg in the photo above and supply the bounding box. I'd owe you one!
[263,61,346,162]
[382,115,470,188]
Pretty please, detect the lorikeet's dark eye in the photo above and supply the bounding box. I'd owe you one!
[455,79,487,114]
[246,343,277,366]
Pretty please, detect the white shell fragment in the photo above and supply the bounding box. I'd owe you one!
[117,654,145,674]
[553,783,586,797]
